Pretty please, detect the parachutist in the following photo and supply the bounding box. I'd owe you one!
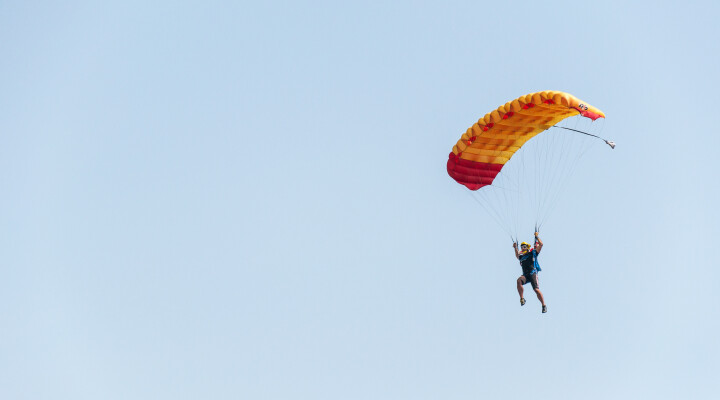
[514,232,547,313]
[447,91,609,313]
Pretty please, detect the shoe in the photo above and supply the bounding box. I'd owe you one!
[520,298,526,306]
[542,305,547,313]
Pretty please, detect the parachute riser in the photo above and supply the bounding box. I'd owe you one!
[551,126,615,149]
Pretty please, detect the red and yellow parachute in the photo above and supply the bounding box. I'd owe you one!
[447,91,611,238]
[447,91,605,190]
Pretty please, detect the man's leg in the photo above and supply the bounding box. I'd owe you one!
[530,274,546,310]
[534,288,545,306]
[517,276,525,304]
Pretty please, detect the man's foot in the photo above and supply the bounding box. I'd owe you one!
[520,298,526,306]
[542,305,547,313]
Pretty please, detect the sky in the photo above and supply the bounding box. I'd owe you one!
[1,1,719,399]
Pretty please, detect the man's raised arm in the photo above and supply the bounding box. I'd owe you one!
[534,232,543,254]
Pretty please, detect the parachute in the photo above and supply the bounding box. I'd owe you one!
[447,90,613,240]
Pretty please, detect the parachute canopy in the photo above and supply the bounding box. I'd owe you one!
[447,91,605,191]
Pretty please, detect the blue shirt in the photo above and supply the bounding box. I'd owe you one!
[519,249,541,275]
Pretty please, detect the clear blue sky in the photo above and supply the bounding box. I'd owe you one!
[1,1,718,399]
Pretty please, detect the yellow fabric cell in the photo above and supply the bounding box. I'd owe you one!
[463,147,516,159]
[471,137,527,147]
[467,143,521,152]
[460,153,509,165]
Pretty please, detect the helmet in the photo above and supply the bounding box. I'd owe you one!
[520,242,530,248]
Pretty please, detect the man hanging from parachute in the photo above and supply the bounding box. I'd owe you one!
[446,91,614,314]
[514,232,545,313]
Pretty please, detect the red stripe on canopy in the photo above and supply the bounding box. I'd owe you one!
[447,153,503,190]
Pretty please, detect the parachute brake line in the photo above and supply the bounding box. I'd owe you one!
[551,126,616,149]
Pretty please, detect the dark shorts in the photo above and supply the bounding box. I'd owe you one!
[520,273,540,290]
